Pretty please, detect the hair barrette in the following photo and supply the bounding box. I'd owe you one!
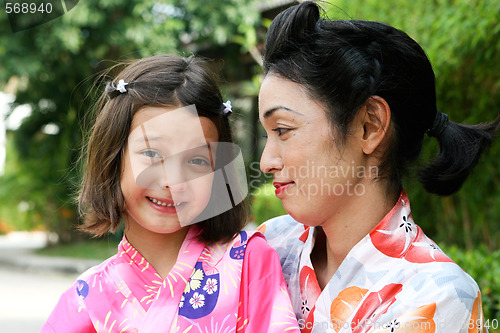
[222,100,232,116]
[116,79,128,93]
[105,79,130,99]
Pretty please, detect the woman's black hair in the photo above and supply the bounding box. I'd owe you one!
[263,1,500,196]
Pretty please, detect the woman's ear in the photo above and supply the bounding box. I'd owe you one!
[359,96,391,155]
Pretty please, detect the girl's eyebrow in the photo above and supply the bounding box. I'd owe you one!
[262,106,304,119]
[134,130,163,143]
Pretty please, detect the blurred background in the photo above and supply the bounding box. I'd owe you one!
[0,0,499,331]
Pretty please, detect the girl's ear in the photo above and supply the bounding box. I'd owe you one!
[358,96,391,155]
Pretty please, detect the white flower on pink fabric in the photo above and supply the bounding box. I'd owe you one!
[189,292,205,309]
[203,278,218,295]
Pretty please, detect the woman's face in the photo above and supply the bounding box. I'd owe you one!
[259,75,367,226]
[121,105,218,234]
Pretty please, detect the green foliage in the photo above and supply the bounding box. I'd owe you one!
[325,0,500,251]
[444,245,500,326]
[36,237,120,260]
[251,183,287,225]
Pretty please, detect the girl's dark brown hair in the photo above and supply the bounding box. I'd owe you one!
[79,54,247,244]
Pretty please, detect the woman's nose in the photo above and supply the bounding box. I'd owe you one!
[260,141,283,174]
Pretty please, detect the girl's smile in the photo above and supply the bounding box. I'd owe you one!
[146,196,187,214]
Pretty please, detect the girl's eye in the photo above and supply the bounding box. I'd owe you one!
[188,157,210,166]
[272,127,289,136]
[140,150,162,159]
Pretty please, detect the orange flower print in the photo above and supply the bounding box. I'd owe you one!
[351,283,403,333]
[468,292,487,333]
[301,305,315,333]
[299,266,321,333]
[404,231,454,264]
[299,226,310,243]
[371,303,436,333]
[370,210,453,264]
[299,266,321,315]
[329,286,369,332]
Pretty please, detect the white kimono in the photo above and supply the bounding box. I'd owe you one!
[260,191,487,333]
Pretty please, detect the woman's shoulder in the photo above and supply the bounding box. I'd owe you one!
[244,230,276,256]
[256,215,311,264]
[257,214,307,241]
[415,259,482,298]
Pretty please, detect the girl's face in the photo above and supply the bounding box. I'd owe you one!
[259,75,365,226]
[121,105,218,234]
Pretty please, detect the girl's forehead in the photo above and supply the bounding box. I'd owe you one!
[129,105,218,147]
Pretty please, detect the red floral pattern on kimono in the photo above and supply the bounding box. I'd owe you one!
[261,190,488,333]
[41,226,299,332]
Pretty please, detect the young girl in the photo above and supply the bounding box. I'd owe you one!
[41,54,299,333]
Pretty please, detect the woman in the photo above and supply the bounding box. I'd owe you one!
[258,2,498,332]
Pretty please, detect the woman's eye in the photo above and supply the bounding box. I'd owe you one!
[272,127,289,136]
[140,150,162,159]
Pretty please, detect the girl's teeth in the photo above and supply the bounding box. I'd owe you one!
[149,197,181,207]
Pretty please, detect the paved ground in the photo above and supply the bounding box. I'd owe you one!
[0,266,78,332]
[0,231,98,333]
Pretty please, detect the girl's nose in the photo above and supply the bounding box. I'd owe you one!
[160,159,187,191]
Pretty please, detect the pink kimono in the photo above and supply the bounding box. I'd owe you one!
[260,191,487,333]
[41,227,300,332]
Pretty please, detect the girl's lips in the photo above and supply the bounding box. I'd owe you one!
[273,182,295,198]
[146,196,186,214]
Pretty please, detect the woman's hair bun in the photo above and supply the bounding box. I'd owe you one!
[263,1,320,72]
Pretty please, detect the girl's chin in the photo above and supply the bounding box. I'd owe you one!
[148,224,186,234]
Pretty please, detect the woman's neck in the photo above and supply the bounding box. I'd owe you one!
[312,181,399,289]
[124,225,190,279]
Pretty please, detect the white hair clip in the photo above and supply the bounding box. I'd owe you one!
[222,100,232,115]
[116,79,128,93]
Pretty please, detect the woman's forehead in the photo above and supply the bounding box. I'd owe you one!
[259,75,328,122]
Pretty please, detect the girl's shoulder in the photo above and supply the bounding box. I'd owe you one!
[75,253,118,284]
[201,229,279,270]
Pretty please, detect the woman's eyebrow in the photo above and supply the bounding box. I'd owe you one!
[262,106,304,119]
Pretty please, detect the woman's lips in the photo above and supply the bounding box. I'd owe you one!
[273,182,295,198]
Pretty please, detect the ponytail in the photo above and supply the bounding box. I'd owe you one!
[418,115,500,196]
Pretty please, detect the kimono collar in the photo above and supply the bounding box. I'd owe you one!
[119,226,202,272]
[299,190,415,261]
[367,190,417,258]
